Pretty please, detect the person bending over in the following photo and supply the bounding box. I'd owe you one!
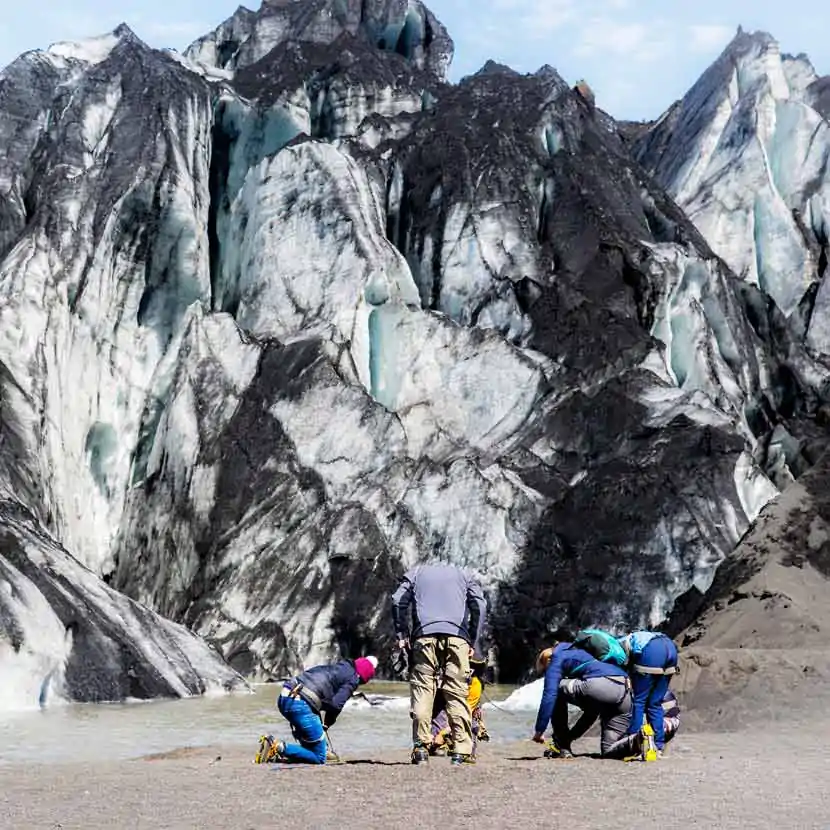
[392,563,487,766]
[256,656,377,764]
[619,631,679,753]
[532,642,631,758]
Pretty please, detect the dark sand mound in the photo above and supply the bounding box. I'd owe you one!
[666,450,830,728]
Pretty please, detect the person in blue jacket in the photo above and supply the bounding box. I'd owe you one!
[619,631,678,752]
[257,656,377,764]
[531,642,632,758]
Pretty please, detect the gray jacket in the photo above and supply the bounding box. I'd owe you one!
[391,564,487,655]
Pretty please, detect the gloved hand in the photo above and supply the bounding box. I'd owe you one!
[391,645,410,679]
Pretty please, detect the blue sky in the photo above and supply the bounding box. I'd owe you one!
[1,1,827,119]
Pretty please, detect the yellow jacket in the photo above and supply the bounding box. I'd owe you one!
[467,676,482,712]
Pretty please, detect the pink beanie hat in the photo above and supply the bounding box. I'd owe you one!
[355,656,378,683]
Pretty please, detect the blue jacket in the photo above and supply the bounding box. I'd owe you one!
[619,630,663,658]
[534,643,628,735]
[287,660,361,726]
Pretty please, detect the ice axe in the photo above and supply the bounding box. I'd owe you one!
[324,727,343,764]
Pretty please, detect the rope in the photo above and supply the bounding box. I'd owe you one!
[481,686,525,718]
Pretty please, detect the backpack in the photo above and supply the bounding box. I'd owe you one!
[571,629,628,667]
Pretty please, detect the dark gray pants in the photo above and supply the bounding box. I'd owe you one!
[603,713,680,759]
[554,676,632,756]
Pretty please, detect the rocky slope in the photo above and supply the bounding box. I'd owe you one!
[2,1,829,693]
[664,446,830,728]
[633,28,830,353]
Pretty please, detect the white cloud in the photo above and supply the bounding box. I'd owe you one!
[688,24,734,53]
[489,0,577,35]
[573,17,671,63]
[486,0,644,38]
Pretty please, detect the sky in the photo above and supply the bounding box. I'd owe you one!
[1,1,828,119]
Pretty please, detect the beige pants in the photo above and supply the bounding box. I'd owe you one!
[410,635,472,756]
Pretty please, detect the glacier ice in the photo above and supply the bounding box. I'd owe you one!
[635,28,830,341]
[365,303,543,453]
[220,140,420,349]
[0,31,215,574]
[3,3,830,691]
[495,678,544,711]
[46,31,123,68]
[0,501,244,712]
[185,0,454,80]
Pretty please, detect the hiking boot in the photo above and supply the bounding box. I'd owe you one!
[428,744,447,757]
[622,733,643,762]
[450,753,476,766]
[641,724,658,762]
[254,734,274,764]
[273,740,287,761]
[411,745,429,765]
[259,736,287,763]
[543,742,574,760]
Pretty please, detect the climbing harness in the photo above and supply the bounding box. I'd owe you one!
[281,681,323,712]
[633,665,679,676]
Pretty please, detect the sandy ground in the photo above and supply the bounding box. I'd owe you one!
[2,722,829,830]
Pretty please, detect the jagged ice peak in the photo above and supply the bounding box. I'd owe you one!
[184,0,454,81]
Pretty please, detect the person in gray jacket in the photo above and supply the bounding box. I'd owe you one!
[392,563,487,766]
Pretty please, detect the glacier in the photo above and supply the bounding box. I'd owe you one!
[184,0,453,80]
[0,499,244,711]
[632,28,830,352]
[2,1,830,696]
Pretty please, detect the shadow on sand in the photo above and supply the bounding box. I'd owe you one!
[505,753,597,761]
[341,759,411,766]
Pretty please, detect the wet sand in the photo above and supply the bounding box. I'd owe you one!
[2,722,828,830]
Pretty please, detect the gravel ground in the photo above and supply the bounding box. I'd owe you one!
[2,723,829,830]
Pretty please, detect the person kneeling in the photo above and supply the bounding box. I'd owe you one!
[532,643,631,759]
[257,656,377,764]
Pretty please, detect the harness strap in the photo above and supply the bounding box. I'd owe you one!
[633,664,679,676]
[283,681,324,711]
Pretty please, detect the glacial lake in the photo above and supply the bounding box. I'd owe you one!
[0,683,533,764]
